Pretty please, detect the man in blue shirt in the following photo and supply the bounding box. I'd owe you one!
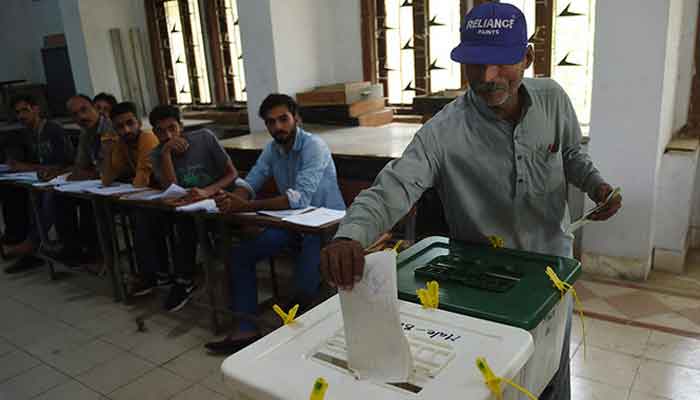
[206,94,345,354]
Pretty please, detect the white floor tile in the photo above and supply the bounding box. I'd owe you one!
[644,331,700,370]
[200,371,231,397]
[171,384,229,400]
[571,376,630,400]
[39,338,126,377]
[628,391,672,400]
[632,359,700,400]
[163,347,227,382]
[129,328,204,365]
[0,364,69,400]
[23,322,95,356]
[584,319,651,356]
[579,281,637,298]
[635,313,700,333]
[0,350,41,383]
[109,367,191,400]
[33,379,105,400]
[76,353,155,395]
[571,345,642,389]
[579,298,629,319]
[0,339,15,357]
[76,307,140,337]
[652,293,700,311]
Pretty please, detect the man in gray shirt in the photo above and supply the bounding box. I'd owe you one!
[321,3,621,400]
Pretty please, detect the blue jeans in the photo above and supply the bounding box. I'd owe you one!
[229,228,321,332]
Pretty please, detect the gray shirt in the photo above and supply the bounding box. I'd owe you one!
[151,128,231,189]
[335,78,604,257]
[75,115,113,170]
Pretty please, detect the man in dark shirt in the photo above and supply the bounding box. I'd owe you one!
[1,94,73,273]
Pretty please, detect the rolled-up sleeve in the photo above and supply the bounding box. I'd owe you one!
[286,139,330,209]
[335,129,439,247]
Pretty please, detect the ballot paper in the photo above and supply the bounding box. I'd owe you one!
[54,180,102,193]
[0,172,38,181]
[140,183,187,200]
[84,184,149,196]
[338,250,413,382]
[566,187,622,235]
[282,207,345,227]
[257,206,314,219]
[175,199,219,213]
[0,164,10,173]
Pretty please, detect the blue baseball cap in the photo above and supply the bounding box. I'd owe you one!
[450,2,528,65]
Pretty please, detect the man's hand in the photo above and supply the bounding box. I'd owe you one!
[589,183,622,221]
[320,239,365,290]
[214,191,250,213]
[185,187,212,202]
[163,137,189,155]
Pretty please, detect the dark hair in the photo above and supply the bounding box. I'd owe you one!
[10,94,39,109]
[110,101,139,120]
[93,92,118,107]
[149,105,181,127]
[67,94,94,107]
[258,94,298,119]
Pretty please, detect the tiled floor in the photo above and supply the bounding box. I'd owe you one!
[2,259,700,399]
[575,278,700,336]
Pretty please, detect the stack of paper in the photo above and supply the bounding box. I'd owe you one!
[84,184,149,196]
[175,199,219,213]
[122,189,163,201]
[140,184,187,200]
[0,172,38,182]
[282,207,345,227]
[339,250,413,382]
[54,180,102,193]
[33,173,71,187]
[257,207,314,218]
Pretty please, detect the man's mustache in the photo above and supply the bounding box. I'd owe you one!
[473,82,508,93]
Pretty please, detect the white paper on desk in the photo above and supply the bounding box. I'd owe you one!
[33,173,71,187]
[175,199,219,213]
[54,180,102,192]
[339,250,413,382]
[84,184,149,196]
[122,189,163,200]
[0,172,39,181]
[141,183,187,200]
[282,207,345,227]
[257,206,314,218]
[0,164,10,173]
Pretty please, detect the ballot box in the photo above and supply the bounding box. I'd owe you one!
[396,236,581,398]
[222,295,534,400]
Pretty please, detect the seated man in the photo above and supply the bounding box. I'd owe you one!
[1,94,73,273]
[148,105,238,311]
[102,102,170,301]
[206,94,345,354]
[101,101,159,187]
[55,94,115,264]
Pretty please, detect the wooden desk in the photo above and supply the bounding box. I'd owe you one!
[106,193,340,333]
[62,118,215,132]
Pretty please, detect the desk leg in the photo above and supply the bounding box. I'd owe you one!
[194,215,220,335]
[92,198,125,302]
[28,190,55,280]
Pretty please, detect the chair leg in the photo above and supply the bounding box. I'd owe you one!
[121,213,137,275]
[269,257,280,300]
